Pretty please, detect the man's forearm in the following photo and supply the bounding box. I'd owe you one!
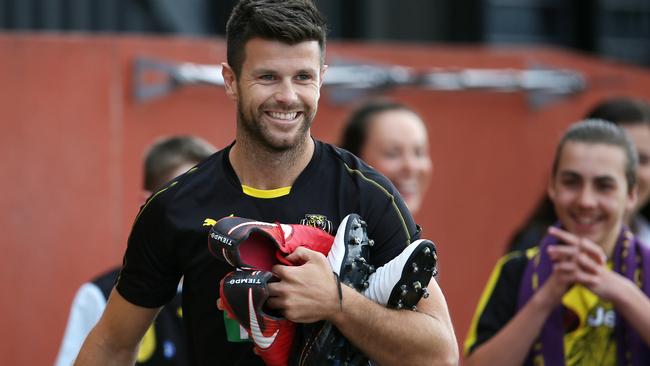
[74,289,160,366]
[74,327,138,366]
[331,282,458,365]
[465,285,558,366]
[609,275,650,346]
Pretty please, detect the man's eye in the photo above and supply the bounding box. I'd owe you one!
[296,74,312,81]
[382,150,401,159]
[596,183,615,192]
[260,74,275,81]
[560,179,579,187]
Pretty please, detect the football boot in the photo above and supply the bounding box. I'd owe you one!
[209,216,334,271]
[300,220,438,365]
[220,270,294,366]
[298,214,375,365]
[326,214,374,291]
[363,239,438,310]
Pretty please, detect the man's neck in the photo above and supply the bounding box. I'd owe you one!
[229,137,314,190]
[601,224,624,258]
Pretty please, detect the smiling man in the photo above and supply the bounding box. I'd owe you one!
[464,119,650,366]
[74,1,457,365]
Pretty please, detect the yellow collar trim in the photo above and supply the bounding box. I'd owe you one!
[242,184,291,199]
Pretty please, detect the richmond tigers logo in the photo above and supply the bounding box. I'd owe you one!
[300,214,333,234]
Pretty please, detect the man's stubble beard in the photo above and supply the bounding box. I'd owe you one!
[236,98,315,155]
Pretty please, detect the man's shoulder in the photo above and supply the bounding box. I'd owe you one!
[130,148,231,238]
[147,148,226,205]
[504,246,539,263]
[318,141,370,170]
[317,141,396,190]
[481,248,539,311]
[171,148,225,190]
[313,140,416,258]
[491,248,537,283]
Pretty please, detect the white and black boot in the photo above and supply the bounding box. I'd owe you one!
[298,213,374,366]
[363,239,438,311]
[327,213,374,291]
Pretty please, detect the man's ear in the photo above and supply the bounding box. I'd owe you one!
[547,178,556,203]
[627,184,639,212]
[222,63,238,100]
[319,64,328,88]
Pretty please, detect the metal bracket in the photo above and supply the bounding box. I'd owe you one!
[133,57,223,102]
[132,56,586,108]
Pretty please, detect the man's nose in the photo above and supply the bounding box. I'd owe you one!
[577,186,597,208]
[402,154,418,174]
[402,152,427,175]
[275,79,298,105]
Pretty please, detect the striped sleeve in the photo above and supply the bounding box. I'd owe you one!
[464,249,533,355]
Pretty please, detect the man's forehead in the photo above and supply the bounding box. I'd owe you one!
[243,38,321,64]
[557,169,618,182]
[557,141,627,178]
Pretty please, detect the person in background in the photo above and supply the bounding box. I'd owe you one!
[465,119,650,365]
[55,135,216,366]
[508,97,650,252]
[340,100,433,216]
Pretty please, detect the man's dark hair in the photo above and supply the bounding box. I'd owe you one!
[226,0,327,78]
[552,119,638,192]
[586,97,650,126]
[340,100,420,157]
[144,136,216,191]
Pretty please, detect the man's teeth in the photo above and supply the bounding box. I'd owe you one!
[268,111,298,120]
[575,217,597,225]
[397,182,417,194]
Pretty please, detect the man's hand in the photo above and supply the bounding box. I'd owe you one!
[546,226,622,301]
[266,247,341,323]
[544,226,650,348]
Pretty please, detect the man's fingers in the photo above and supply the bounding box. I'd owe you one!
[267,280,281,295]
[577,239,607,265]
[548,226,607,264]
[547,226,579,246]
[576,251,602,275]
[553,260,577,273]
[266,281,289,310]
[573,271,599,288]
[552,261,579,286]
[271,264,291,279]
[265,295,284,310]
[284,246,318,265]
[547,245,578,262]
[550,244,602,274]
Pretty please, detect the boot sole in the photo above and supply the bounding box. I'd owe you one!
[386,240,438,310]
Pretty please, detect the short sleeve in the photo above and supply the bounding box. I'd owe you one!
[359,171,419,267]
[464,252,527,355]
[116,193,183,308]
